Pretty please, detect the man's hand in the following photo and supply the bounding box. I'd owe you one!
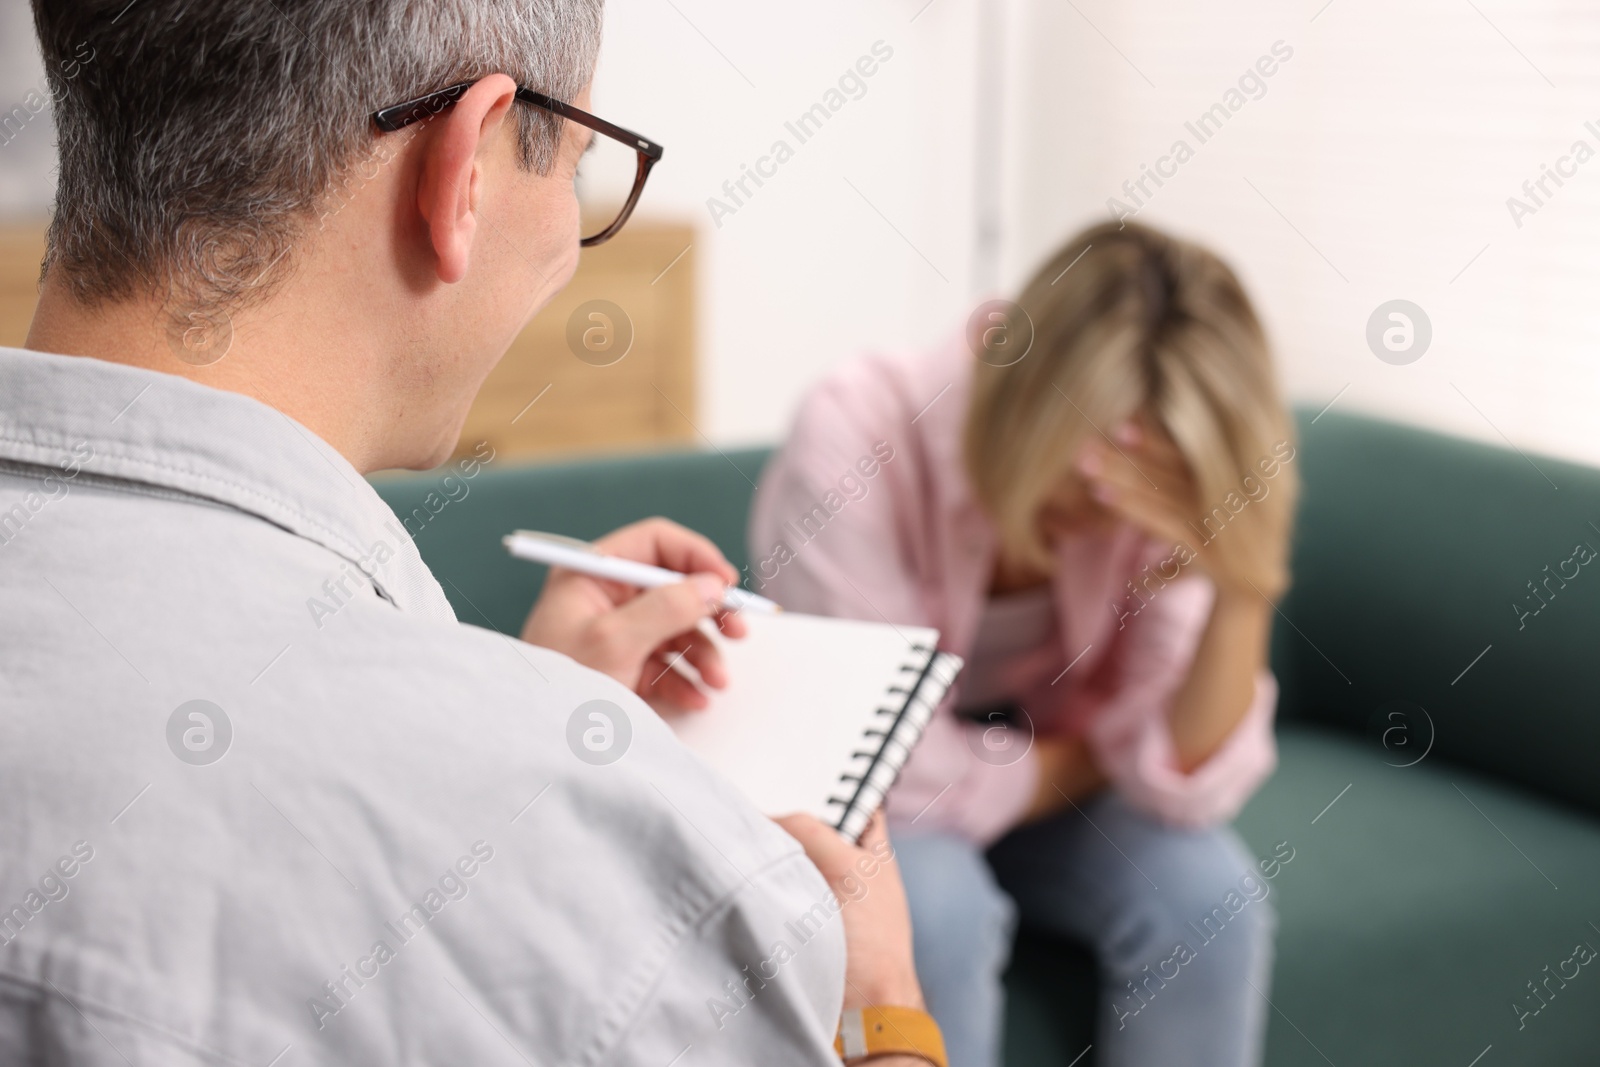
[520,518,749,711]
[775,812,925,1012]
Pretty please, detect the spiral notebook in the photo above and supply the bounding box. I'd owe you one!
[668,611,962,840]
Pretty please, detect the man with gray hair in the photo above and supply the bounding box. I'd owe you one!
[0,2,935,1064]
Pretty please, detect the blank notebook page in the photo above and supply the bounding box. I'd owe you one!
[668,610,954,834]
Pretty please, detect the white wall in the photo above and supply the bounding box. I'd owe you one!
[594,0,995,446]
[996,0,1600,467]
[0,1,57,215]
[7,1,1598,465]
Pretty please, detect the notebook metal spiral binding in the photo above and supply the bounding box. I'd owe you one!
[826,645,963,842]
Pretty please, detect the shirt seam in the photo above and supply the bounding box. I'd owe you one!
[0,970,261,1067]
[0,457,237,513]
[0,431,368,562]
[0,436,416,612]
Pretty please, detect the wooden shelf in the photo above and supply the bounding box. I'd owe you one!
[0,218,698,463]
[460,219,698,462]
[0,225,46,350]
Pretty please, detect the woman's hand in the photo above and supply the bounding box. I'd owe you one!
[520,517,749,711]
[775,812,925,1012]
[1078,420,1279,770]
[1076,419,1290,602]
[1024,735,1107,820]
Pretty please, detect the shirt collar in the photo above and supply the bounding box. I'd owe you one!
[0,346,456,622]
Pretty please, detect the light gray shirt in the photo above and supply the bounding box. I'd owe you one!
[0,346,845,1066]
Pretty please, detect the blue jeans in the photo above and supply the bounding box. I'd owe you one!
[893,793,1274,1067]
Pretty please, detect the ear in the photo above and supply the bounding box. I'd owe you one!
[416,75,520,285]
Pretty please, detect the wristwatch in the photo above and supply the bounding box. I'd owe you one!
[834,1006,947,1066]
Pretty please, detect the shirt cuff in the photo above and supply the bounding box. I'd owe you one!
[1089,670,1279,829]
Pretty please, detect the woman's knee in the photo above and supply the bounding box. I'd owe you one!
[1174,867,1276,973]
[1167,828,1274,938]
[891,830,1015,973]
[1088,811,1277,976]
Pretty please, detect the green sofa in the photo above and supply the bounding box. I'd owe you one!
[374,411,1600,1065]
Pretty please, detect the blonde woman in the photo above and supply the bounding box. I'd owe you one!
[750,220,1298,1067]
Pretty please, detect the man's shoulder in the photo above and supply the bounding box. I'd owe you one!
[1,496,833,1064]
[0,463,808,893]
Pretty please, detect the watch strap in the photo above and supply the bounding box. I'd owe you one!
[834,1005,947,1066]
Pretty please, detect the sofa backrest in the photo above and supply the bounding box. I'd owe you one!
[1273,411,1600,817]
[373,411,1600,817]
[371,447,770,638]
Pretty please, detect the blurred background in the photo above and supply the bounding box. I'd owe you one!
[1,0,1595,462]
[5,5,1598,1064]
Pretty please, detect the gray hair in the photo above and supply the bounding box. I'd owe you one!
[32,1,604,316]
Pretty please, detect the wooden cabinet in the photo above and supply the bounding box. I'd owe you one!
[0,219,697,462]
[0,226,46,351]
[455,219,697,462]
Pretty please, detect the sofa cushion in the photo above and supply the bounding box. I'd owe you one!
[1237,723,1600,1066]
[1003,722,1600,1067]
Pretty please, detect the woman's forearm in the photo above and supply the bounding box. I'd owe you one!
[1166,589,1272,772]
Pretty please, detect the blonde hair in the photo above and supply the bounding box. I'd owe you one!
[964,220,1298,590]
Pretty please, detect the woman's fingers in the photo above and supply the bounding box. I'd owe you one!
[1093,478,1193,546]
[1081,428,1199,517]
[1120,439,1190,492]
[1083,443,1185,508]
[1079,434,1200,546]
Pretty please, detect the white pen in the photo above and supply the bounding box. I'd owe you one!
[502,529,782,614]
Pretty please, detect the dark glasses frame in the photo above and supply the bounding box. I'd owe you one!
[372,81,664,247]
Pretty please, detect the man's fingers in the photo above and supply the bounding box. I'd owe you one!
[595,518,739,585]
[641,658,709,711]
[709,605,750,640]
[679,636,729,689]
[773,811,898,880]
[855,810,891,855]
[603,574,723,656]
[639,625,713,705]
[774,813,857,876]
[642,620,740,709]
[774,812,840,851]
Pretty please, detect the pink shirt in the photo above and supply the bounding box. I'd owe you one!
[956,587,1063,714]
[748,336,1278,845]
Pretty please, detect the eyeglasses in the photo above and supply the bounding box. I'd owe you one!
[372,81,664,247]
